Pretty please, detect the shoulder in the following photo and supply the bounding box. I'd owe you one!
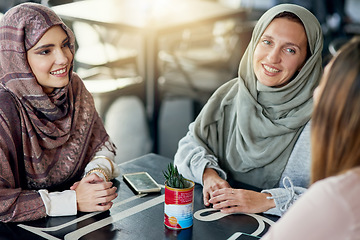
[304,168,360,231]
[309,168,360,214]
[314,167,360,197]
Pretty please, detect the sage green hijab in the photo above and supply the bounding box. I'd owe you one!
[193,4,323,188]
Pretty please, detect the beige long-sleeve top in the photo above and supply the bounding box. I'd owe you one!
[261,167,360,240]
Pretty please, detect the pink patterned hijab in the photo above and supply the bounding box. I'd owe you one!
[0,3,114,190]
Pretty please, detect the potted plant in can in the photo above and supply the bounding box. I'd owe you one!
[163,163,195,230]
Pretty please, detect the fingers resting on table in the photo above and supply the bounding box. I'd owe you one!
[202,168,275,213]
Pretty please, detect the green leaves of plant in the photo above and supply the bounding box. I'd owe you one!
[163,163,188,189]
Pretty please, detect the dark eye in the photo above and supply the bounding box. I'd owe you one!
[39,49,50,55]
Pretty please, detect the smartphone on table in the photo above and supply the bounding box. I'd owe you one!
[123,172,161,194]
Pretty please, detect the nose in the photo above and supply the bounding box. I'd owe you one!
[266,47,281,63]
[55,48,69,65]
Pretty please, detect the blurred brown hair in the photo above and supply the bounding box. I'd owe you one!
[311,36,360,184]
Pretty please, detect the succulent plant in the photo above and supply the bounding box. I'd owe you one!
[163,163,190,189]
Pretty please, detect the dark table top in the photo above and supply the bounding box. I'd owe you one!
[0,153,279,240]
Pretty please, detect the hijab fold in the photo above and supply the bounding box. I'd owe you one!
[193,4,323,188]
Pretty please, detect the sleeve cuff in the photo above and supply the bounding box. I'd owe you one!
[38,189,77,216]
[261,188,288,216]
[261,185,307,216]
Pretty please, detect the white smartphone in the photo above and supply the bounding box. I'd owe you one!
[123,172,161,194]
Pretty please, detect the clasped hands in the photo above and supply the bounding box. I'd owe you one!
[70,173,118,212]
[203,168,275,214]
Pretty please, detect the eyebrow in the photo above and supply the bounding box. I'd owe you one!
[262,35,302,49]
[33,37,70,51]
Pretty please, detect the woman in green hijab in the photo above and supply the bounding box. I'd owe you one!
[174,4,323,216]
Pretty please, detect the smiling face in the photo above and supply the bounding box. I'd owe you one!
[253,17,308,87]
[27,25,73,94]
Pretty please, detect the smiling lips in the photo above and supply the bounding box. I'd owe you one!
[50,67,67,76]
[263,64,280,73]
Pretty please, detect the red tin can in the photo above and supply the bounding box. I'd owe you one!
[164,180,195,229]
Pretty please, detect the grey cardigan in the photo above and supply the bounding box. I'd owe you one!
[174,121,311,216]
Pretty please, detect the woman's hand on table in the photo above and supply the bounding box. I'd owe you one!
[71,173,118,212]
[202,168,231,207]
[209,188,275,214]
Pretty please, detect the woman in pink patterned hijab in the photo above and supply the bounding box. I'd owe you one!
[0,3,119,222]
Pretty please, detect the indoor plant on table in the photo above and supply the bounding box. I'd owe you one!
[163,163,195,230]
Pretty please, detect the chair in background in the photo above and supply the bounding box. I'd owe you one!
[156,19,256,117]
[72,21,139,77]
[70,21,145,121]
